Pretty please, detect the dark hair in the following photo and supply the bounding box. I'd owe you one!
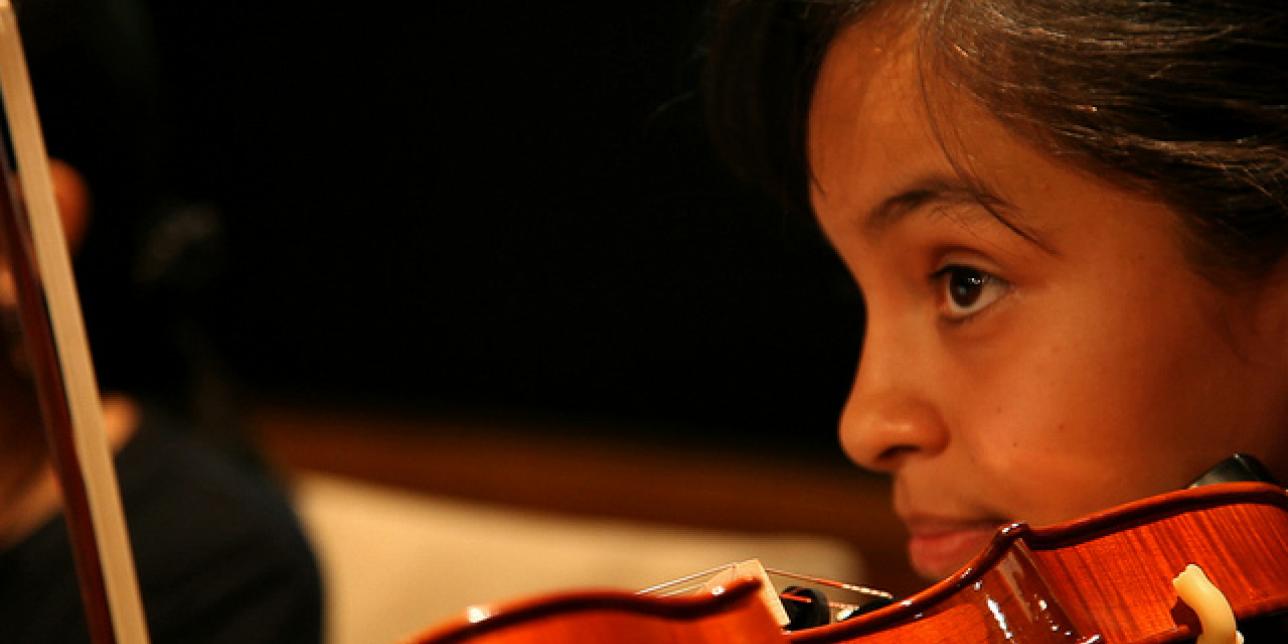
[705,0,1288,279]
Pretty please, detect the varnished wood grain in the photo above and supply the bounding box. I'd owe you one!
[1030,488,1288,642]
[792,483,1287,643]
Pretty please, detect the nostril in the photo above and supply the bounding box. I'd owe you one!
[876,445,917,466]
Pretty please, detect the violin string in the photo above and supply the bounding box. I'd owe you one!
[638,563,893,615]
[653,584,705,598]
[636,562,738,595]
[778,592,864,612]
[764,566,894,600]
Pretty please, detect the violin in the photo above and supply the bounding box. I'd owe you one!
[412,478,1288,643]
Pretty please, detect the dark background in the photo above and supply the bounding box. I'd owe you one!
[29,1,864,457]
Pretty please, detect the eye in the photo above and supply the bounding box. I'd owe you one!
[932,265,1009,321]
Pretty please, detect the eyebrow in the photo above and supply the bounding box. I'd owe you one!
[862,175,1049,251]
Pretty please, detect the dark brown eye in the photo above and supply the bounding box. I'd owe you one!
[935,265,1008,320]
[948,268,986,308]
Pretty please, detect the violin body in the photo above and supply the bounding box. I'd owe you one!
[414,577,784,643]
[413,482,1288,643]
[794,481,1288,643]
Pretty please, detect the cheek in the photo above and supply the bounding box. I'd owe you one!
[944,284,1219,523]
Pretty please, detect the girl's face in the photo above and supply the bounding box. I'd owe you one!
[809,16,1288,579]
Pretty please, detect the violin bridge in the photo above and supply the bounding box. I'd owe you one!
[697,559,790,628]
[637,559,791,628]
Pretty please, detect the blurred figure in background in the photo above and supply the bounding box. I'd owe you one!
[0,1,322,641]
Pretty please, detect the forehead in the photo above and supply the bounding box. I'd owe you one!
[805,15,1093,238]
[805,13,1194,275]
[807,12,1040,205]
[807,13,948,213]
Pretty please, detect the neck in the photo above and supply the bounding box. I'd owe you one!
[0,393,139,548]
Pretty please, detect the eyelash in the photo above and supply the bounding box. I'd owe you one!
[929,264,1011,323]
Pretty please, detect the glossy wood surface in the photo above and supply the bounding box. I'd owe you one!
[411,577,788,643]
[416,482,1287,643]
[794,482,1288,643]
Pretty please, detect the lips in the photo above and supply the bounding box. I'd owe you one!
[904,517,1007,578]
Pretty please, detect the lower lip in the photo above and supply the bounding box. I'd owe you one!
[907,525,1001,578]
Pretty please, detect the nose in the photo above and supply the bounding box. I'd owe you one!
[839,323,950,473]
